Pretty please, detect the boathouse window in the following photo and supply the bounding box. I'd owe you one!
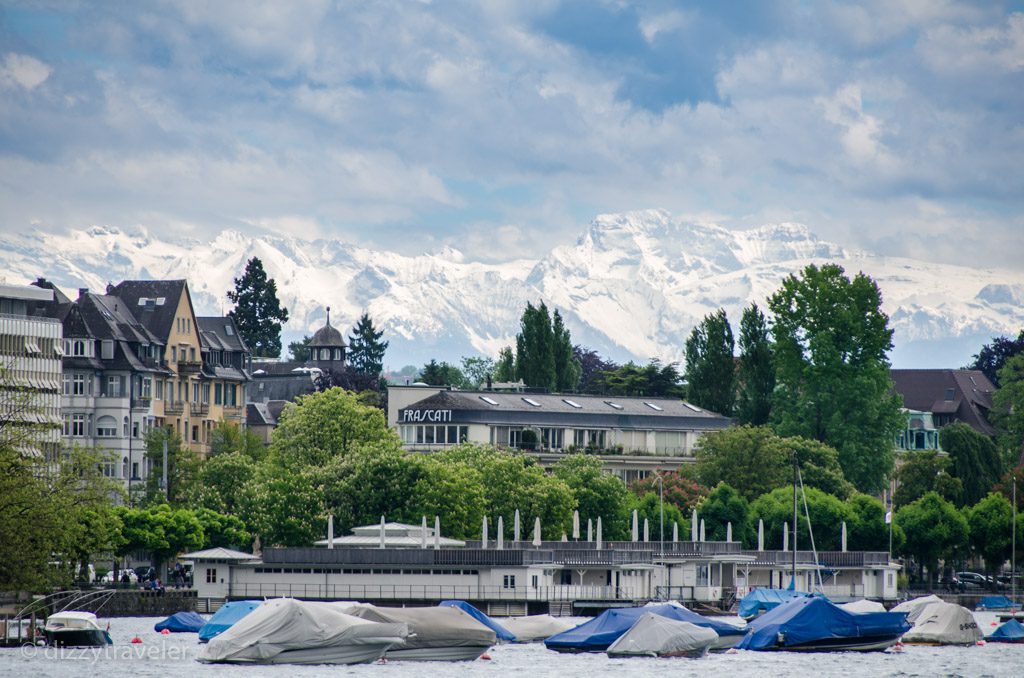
[96,416,117,438]
[541,428,564,449]
[573,429,606,448]
[206,568,217,584]
[503,575,516,589]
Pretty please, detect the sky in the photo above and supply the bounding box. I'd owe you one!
[1,0,1022,267]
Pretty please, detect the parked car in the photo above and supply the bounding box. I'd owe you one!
[956,571,991,589]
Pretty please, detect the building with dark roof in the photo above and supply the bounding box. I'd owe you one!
[197,316,252,431]
[890,369,997,437]
[388,385,732,483]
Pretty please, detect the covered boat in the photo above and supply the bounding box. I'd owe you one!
[154,610,206,633]
[986,618,1024,643]
[736,595,910,652]
[738,588,811,620]
[198,600,261,642]
[438,601,515,642]
[890,595,943,623]
[839,600,887,614]
[976,595,1019,611]
[545,604,745,653]
[900,601,981,645]
[43,611,113,647]
[500,615,575,643]
[606,613,718,658]
[198,598,408,665]
[344,604,496,661]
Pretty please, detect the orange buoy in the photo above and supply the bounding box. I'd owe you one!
[131,636,143,644]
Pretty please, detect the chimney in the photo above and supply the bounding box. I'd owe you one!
[78,288,88,300]
[106,283,115,294]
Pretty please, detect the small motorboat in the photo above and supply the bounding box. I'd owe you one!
[345,604,496,661]
[976,596,1020,612]
[736,595,910,652]
[43,611,113,647]
[154,610,206,633]
[500,614,576,643]
[900,601,982,646]
[606,613,718,658]
[198,600,260,642]
[986,618,1024,643]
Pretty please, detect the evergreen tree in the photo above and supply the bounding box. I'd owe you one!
[347,313,388,376]
[940,422,1003,506]
[601,360,684,397]
[574,345,619,393]
[769,263,903,494]
[736,304,774,425]
[515,302,556,390]
[968,330,1024,387]
[288,335,312,362]
[418,359,466,387]
[226,257,289,358]
[552,310,581,391]
[684,308,736,415]
[494,347,516,383]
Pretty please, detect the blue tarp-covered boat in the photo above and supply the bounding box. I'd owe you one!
[545,604,745,653]
[736,595,910,652]
[198,601,261,643]
[154,610,206,633]
[976,595,1019,611]
[738,588,813,620]
[438,600,515,642]
[986,618,1024,643]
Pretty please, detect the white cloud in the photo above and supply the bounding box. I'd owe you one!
[0,53,52,91]
[918,12,1024,74]
[818,84,895,168]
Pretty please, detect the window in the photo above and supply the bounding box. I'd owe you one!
[541,428,564,449]
[215,383,223,405]
[605,401,623,410]
[643,401,663,411]
[192,382,199,403]
[683,402,702,413]
[96,416,117,438]
[142,378,152,398]
[202,383,210,404]
[479,396,499,406]
[101,340,114,360]
[72,374,85,396]
[573,429,606,448]
[225,324,234,336]
[531,575,539,588]
[63,373,71,395]
[171,346,177,361]
[132,462,139,479]
[72,340,86,356]
[154,379,163,400]
[192,425,199,442]
[71,413,86,437]
[226,384,237,407]
[123,417,129,437]
[190,347,196,361]
[562,398,582,409]
[106,376,120,397]
[502,575,516,589]
[122,457,129,479]
[945,388,955,401]
[206,568,217,584]
[521,397,542,407]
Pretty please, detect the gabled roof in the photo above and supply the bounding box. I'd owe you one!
[891,369,996,436]
[108,280,189,341]
[179,547,259,561]
[198,316,249,353]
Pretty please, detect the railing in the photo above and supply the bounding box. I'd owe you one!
[131,398,151,410]
[228,582,634,602]
[190,402,209,416]
[176,359,202,374]
[164,401,184,415]
[745,550,890,567]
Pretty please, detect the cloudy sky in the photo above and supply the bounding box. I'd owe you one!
[1,1,1022,266]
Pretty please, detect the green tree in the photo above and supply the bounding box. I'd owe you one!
[494,347,516,383]
[409,456,486,540]
[627,492,687,542]
[630,471,707,515]
[238,461,324,547]
[418,359,466,387]
[896,491,969,589]
[141,426,199,506]
[193,507,250,549]
[966,493,1017,588]
[552,310,581,391]
[116,504,205,575]
[893,450,963,508]
[994,353,1024,465]
[270,388,399,468]
[348,313,389,376]
[227,256,290,358]
[322,442,422,532]
[769,263,903,493]
[736,303,774,425]
[684,308,736,416]
[698,483,752,545]
[846,493,905,552]
[553,454,631,540]
[515,302,557,390]
[209,421,266,460]
[188,452,257,515]
[574,346,619,393]
[941,422,1003,506]
[749,486,854,552]
[601,360,684,397]
[288,335,312,362]
[968,330,1024,387]
[460,356,496,388]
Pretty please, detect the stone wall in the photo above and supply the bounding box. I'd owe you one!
[52,589,197,618]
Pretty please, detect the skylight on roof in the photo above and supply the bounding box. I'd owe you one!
[644,402,663,411]
[522,397,542,407]
[683,402,703,413]
[562,398,582,409]
[225,325,234,336]
[604,401,623,410]
[479,396,499,406]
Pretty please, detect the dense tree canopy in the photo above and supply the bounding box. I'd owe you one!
[966,493,1017,584]
[554,454,631,540]
[600,360,684,397]
[941,423,1003,506]
[736,303,774,426]
[514,302,580,391]
[769,263,903,493]
[573,346,619,393]
[226,256,289,358]
[896,492,969,587]
[846,494,905,553]
[628,492,687,543]
[698,483,753,545]
[968,330,1024,387]
[994,353,1024,465]
[684,308,736,416]
[893,450,963,508]
[630,471,707,515]
[419,359,467,387]
[749,486,854,552]
[460,356,496,388]
[348,313,389,376]
[288,335,312,362]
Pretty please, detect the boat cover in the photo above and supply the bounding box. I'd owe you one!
[499,615,575,642]
[976,595,1019,610]
[344,604,496,650]
[154,611,206,633]
[198,598,408,664]
[890,595,942,623]
[901,601,982,645]
[606,613,717,657]
[545,604,744,652]
[738,588,811,619]
[986,618,1024,643]
[839,600,887,614]
[736,595,911,651]
[438,601,515,642]
[198,600,261,642]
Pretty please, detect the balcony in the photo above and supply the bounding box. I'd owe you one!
[190,402,209,416]
[176,359,202,375]
[164,400,184,415]
[131,397,151,410]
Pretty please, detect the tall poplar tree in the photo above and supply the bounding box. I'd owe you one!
[736,303,774,425]
[347,313,388,376]
[769,263,903,493]
[684,308,735,415]
[552,310,581,391]
[516,302,556,390]
[226,257,289,358]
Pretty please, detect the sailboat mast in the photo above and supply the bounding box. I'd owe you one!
[792,450,798,588]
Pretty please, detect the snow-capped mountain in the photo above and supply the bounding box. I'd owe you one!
[3,209,1022,369]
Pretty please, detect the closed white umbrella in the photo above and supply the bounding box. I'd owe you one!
[572,510,580,540]
[533,517,542,546]
[643,518,649,542]
[497,516,504,550]
[699,519,705,542]
[758,519,764,552]
[327,514,334,550]
[421,515,427,549]
[379,515,386,549]
[561,533,568,542]
[691,511,698,543]
[672,521,679,543]
[587,518,593,542]
[434,516,441,549]
[726,522,732,543]
[514,509,521,542]
[631,510,639,542]
[482,516,489,549]
[783,521,789,552]
[841,521,847,552]
[596,517,603,550]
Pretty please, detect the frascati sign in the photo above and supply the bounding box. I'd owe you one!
[401,409,453,423]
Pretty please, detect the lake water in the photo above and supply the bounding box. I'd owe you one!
[2,612,1021,677]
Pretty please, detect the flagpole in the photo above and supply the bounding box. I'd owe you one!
[1012,475,1016,606]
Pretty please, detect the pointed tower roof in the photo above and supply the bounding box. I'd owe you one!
[310,306,346,348]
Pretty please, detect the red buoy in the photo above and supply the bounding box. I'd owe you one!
[480,653,492,660]
[131,636,143,644]
[160,629,171,635]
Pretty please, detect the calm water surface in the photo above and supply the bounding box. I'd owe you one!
[1,612,1021,677]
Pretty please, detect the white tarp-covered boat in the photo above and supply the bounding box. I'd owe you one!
[606,613,718,658]
[900,601,982,646]
[198,598,408,665]
[839,600,888,614]
[500,614,576,642]
[891,595,943,623]
[344,604,496,661]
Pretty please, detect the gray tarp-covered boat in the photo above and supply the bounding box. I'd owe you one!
[501,614,576,643]
[900,601,982,646]
[198,599,408,665]
[606,613,718,658]
[344,604,496,661]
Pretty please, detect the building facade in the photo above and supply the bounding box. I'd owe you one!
[890,369,997,437]
[388,386,732,483]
